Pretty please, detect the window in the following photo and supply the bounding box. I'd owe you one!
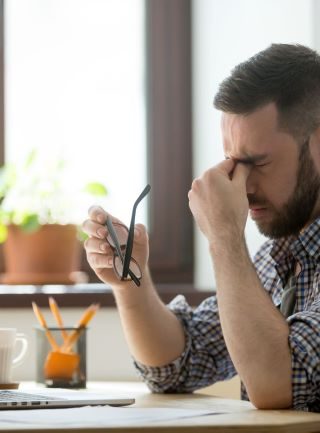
[0,0,194,287]
[5,0,147,228]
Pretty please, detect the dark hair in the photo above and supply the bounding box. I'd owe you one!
[214,44,320,141]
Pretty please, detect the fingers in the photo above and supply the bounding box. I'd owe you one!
[190,159,236,188]
[82,218,108,239]
[88,205,108,224]
[85,224,149,274]
[83,207,124,238]
[87,252,113,270]
[189,159,250,191]
[83,217,148,255]
[84,237,112,269]
[84,237,112,254]
[232,162,252,184]
[84,224,147,254]
[216,158,236,175]
[87,205,123,225]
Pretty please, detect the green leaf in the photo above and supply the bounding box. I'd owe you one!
[20,215,40,233]
[83,182,108,197]
[77,227,89,242]
[0,224,8,243]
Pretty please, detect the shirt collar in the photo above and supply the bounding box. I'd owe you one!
[291,217,320,260]
[270,216,320,265]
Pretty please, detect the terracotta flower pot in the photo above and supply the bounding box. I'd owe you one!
[1,224,83,285]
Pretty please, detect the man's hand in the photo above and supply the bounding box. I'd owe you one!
[82,205,186,368]
[190,161,292,409]
[188,159,252,246]
[82,206,149,288]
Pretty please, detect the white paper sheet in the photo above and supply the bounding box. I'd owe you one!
[0,406,221,427]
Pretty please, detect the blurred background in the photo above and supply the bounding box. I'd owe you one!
[0,0,318,395]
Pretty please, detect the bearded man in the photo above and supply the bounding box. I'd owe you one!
[83,43,320,411]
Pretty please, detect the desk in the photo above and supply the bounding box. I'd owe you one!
[1,381,319,433]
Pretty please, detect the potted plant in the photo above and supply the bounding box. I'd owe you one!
[0,150,108,285]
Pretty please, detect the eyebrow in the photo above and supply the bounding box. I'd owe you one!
[225,153,269,165]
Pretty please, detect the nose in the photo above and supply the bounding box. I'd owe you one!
[246,172,257,195]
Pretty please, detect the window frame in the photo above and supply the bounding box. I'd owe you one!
[0,0,195,298]
[145,0,194,284]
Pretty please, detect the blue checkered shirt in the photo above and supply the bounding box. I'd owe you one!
[134,218,320,412]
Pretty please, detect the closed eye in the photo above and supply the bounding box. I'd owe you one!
[255,162,270,168]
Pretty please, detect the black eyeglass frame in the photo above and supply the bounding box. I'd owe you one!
[105,184,151,286]
[106,219,141,286]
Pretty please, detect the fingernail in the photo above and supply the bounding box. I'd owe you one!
[134,228,140,237]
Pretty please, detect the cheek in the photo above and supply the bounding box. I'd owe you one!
[247,167,296,208]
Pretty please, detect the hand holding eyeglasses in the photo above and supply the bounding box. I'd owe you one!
[83,185,151,287]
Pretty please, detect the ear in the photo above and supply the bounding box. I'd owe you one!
[308,126,320,170]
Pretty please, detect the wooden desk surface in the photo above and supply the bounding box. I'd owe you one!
[2,381,320,433]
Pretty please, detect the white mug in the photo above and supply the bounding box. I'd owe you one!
[0,328,28,384]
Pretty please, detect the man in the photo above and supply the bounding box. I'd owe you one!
[82,43,320,412]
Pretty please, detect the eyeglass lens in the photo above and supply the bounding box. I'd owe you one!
[106,223,128,247]
[114,256,142,280]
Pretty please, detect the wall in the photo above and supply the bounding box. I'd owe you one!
[192,0,315,289]
[1,308,136,382]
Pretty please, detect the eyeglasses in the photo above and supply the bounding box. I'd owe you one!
[105,184,151,286]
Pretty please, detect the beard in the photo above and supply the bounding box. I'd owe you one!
[248,141,320,239]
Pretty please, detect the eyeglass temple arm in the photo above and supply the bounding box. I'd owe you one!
[122,184,151,279]
[106,217,140,286]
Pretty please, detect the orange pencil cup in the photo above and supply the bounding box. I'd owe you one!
[35,326,87,388]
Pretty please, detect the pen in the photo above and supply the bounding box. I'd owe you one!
[32,302,60,352]
[49,297,69,343]
[61,304,100,352]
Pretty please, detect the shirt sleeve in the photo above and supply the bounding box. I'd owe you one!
[133,294,237,393]
[287,294,320,411]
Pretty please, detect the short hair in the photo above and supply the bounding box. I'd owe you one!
[214,44,320,141]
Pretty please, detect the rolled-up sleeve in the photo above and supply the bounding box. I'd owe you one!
[134,294,237,393]
[288,296,320,411]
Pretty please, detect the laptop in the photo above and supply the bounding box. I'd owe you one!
[0,388,135,409]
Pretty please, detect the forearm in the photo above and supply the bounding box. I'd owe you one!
[211,237,292,409]
[112,268,186,367]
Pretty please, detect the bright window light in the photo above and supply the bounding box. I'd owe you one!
[4,0,147,225]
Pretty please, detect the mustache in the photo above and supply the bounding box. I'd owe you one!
[247,194,268,207]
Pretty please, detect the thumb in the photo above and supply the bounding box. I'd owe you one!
[134,224,149,245]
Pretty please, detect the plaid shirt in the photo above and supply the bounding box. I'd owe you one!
[135,218,320,412]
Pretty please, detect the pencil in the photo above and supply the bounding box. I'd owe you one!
[49,297,69,343]
[32,302,60,351]
[61,304,100,352]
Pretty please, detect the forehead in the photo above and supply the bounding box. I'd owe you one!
[221,103,290,159]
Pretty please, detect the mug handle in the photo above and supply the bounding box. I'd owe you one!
[12,333,28,367]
